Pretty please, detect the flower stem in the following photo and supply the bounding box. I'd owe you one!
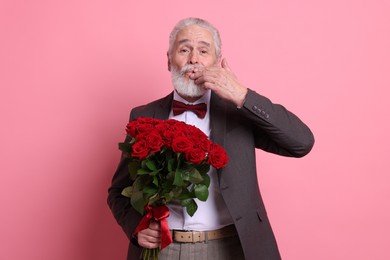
[142,248,160,260]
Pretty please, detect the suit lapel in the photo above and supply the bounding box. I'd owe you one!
[154,92,173,120]
[210,93,227,181]
[210,92,227,147]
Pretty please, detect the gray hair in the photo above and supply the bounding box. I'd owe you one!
[168,17,222,59]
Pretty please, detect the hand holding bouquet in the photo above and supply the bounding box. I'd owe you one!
[118,117,229,259]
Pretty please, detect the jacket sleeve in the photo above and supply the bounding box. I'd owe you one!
[241,88,315,157]
[107,111,141,245]
[106,95,170,245]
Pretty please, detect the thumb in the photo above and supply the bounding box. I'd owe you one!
[221,58,232,71]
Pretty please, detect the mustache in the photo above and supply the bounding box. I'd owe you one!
[178,64,204,75]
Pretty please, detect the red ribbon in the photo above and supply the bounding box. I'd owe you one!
[133,205,173,250]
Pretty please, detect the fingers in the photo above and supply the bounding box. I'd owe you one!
[137,221,161,249]
[148,220,160,231]
[187,59,246,106]
[192,72,216,86]
[221,58,231,72]
[196,62,247,106]
[189,67,222,86]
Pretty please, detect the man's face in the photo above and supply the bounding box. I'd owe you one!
[169,25,218,100]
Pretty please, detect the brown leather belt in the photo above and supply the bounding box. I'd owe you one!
[170,224,237,243]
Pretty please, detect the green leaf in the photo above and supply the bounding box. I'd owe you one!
[137,167,151,175]
[194,184,209,201]
[171,187,183,198]
[118,142,132,153]
[132,176,149,193]
[145,159,157,171]
[189,168,203,184]
[181,198,198,217]
[143,186,158,195]
[166,171,175,180]
[200,173,211,187]
[175,188,192,200]
[173,169,183,186]
[121,186,133,198]
[161,177,173,191]
[181,168,191,181]
[131,191,146,215]
[163,191,174,202]
[195,163,210,175]
[152,175,159,186]
[128,161,141,180]
[176,153,183,167]
[167,158,176,172]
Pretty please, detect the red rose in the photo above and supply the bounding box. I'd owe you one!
[135,131,148,141]
[161,128,176,147]
[186,148,206,164]
[200,138,211,152]
[126,121,138,137]
[145,131,164,153]
[136,123,155,134]
[166,119,180,125]
[126,118,160,138]
[137,117,158,124]
[172,121,187,133]
[207,143,229,168]
[154,121,167,133]
[172,136,193,153]
[191,136,211,152]
[184,125,207,139]
[131,139,149,160]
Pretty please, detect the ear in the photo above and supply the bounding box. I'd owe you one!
[167,52,171,71]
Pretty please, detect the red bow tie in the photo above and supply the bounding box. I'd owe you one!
[172,100,207,119]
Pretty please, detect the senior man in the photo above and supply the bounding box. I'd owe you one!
[108,17,314,260]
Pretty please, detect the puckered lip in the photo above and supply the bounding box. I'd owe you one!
[180,65,203,76]
[184,70,194,76]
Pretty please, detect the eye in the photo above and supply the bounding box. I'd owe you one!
[200,50,208,55]
[179,48,189,53]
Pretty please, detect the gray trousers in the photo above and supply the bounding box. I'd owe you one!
[158,235,245,260]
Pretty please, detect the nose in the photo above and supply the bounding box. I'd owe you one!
[188,52,199,64]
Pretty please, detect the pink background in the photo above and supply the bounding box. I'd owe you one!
[1,0,389,259]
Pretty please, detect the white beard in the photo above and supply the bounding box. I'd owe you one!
[171,65,206,99]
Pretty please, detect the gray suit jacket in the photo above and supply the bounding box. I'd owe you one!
[108,89,314,260]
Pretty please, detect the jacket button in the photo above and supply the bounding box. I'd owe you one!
[252,105,258,111]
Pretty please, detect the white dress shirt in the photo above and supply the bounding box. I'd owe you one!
[167,90,234,231]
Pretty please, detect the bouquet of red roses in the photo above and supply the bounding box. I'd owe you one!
[118,117,229,260]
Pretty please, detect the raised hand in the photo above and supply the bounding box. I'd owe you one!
[189,58,248,107]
